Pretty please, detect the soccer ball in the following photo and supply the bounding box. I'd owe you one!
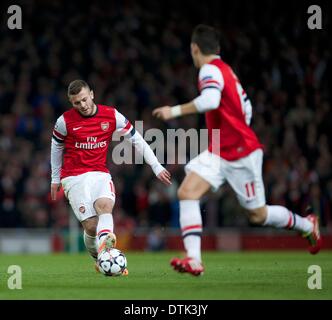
[97,248,127,276]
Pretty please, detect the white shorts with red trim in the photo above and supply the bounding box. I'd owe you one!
[185,149,266,210]
[61,171,116,222]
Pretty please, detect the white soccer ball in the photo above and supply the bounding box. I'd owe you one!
[97,248,127,276]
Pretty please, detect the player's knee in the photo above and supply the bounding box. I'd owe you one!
[94,198,114,214]
[248,214,265,225]
[177,185,197,200]
[177,185,190,200]
[247,208,266,225]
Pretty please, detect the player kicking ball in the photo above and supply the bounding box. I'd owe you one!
[51,80,171,275]
[153,25,322,276]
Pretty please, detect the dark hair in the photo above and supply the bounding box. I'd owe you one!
[67,79,90,96]
[191,24,220,55]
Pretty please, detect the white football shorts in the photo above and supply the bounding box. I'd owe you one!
[61,171,116,222]
[185,149,266,209]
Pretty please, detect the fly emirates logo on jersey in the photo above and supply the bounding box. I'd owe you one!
[75,136,107,149]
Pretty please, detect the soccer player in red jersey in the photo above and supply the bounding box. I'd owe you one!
[51,80,171,274]
[153,25,321,276]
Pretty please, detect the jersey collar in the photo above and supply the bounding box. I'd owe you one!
[77,104,99,118]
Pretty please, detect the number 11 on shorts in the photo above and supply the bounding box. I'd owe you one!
[245,182,255,199]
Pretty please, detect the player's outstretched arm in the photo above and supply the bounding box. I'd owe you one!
[152,101,198,121]
[128,130,172,186]
[125,131,172,186]
[153,64,223,122]
[156,169,172,186]
[115,109,172,186]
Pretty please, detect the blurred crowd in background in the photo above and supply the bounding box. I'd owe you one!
[0,0,331,233]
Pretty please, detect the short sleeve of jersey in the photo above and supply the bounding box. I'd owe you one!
[198,64,224,93]
[115,109,135,136]
[52,115,67,143]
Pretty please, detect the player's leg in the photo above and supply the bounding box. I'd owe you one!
[247,205,321,254]
[247,205,311,232]
[81,217,98,260]
[92,174,128,275]
[246,204,313,232]
[171,172,210,276]
[61,174,100,261]
[93,197,128,275]
[177,171,211,261]
[244,150,322,254]
[93,197,116,252]
[226,149,322,254]
[171,151,224,276]
[89,172,117,252]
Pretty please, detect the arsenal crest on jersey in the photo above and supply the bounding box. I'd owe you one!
[101,122,109,131]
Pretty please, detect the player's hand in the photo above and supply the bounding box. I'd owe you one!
[157,169,172,186]
[152,106,173,121]
[51,183,61,201]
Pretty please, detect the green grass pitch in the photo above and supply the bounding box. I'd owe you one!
[0,251,331,300]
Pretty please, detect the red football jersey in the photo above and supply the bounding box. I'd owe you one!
[52,104,132,179]
[200,58,263,161]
